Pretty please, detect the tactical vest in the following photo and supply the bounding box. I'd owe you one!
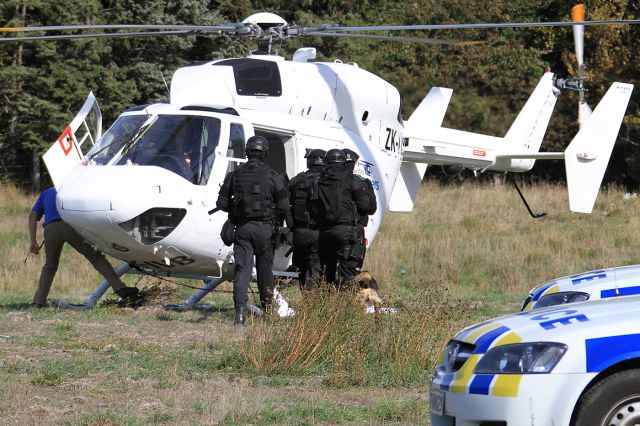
[291,171,320,228]
[232,162,275,221]
[316,166,356,226]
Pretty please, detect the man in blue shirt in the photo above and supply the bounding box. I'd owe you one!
[28,187,139,307]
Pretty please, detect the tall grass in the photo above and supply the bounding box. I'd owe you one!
[243,284,468,387]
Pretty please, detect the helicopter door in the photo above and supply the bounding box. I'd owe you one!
[253,127,296,178]
[224,122,248,174]
[43,92,102,188]
[197,120,250,236]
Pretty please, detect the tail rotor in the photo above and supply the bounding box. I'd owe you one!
[571,3,592,128]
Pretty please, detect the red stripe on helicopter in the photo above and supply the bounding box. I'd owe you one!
[473,149,486,157]
[57,126,74,156]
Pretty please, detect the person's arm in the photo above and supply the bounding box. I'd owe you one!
[216,172,234,212]
[353,177,377,215]
[28,211,40,254]
[273,174,294,228]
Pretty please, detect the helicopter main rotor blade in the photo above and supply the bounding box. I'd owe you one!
[303,31,484,45]
[0,30,198,42]
[300,18,640,34]
[0,23,245,33]
[2,15,638,45]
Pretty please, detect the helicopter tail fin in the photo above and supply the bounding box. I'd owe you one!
[565,82,633,213]
[504,72,558,156]
[389,87,452,212]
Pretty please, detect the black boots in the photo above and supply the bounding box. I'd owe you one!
[234,305,246,326]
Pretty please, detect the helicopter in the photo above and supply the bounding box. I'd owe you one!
[1,6,635,310]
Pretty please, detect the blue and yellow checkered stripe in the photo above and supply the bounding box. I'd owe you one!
[522,282,560,311]
[436,323,524,397]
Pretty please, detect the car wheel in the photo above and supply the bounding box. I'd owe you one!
[573,369,640,426]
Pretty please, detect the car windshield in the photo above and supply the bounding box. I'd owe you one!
[115,115,221,185]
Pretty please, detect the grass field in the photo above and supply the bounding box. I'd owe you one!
[2,179,640,425]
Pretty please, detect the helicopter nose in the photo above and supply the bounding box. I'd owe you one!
[57,165,193,229]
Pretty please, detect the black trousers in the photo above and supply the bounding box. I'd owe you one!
[353,224,366,269]
[292,227,321,291]
[233,221,274,310]
[319,224,357,286]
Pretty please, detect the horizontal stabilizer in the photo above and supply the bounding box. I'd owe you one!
[565,82,633,213]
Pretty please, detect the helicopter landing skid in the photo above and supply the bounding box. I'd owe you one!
[50,262,132,310]
[162,277,224,311]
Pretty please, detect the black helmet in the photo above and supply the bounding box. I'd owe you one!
[343,148,359,163]
[245,135,269,158]
[305,149,326,168]
[325,148,346,164]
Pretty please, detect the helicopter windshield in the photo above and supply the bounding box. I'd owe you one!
[116,115,221,185]
[86,115,149,165]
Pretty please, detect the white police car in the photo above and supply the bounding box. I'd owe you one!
[521,264,640,311]
[430,296,640,425]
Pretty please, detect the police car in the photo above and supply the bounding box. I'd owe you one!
[430,296,640,425]
[521,264,640,311]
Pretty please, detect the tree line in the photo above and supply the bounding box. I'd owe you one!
[1,0,638,191]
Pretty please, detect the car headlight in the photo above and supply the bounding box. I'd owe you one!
[533,291,590,309]
[443,340,475,372]
[474,342,567,374]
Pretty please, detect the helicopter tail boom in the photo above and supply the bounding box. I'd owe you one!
[392,73,559,213]
[565,82,634,213]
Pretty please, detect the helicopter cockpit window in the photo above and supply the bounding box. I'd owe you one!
[116,115,221,185]
[226,123,246,174]
[229,124,246,157]
[86,115,148,165]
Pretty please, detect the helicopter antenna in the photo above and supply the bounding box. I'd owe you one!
[160,71,170,98]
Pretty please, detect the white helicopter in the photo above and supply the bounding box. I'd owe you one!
[2,6,635,310]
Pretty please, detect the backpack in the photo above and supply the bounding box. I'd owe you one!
[316,167,348,225]
[291,171,320,227]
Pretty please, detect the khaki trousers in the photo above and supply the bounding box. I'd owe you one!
[33,220,125,304]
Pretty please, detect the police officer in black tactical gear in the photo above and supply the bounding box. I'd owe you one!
[216,135,293,325]
[343,148,377,285]
[288,149,326,291]
[316,148,377,286]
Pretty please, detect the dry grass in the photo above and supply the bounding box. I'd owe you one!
[366,180,640,303]
[2,180,640,424]
[243,283,469,388]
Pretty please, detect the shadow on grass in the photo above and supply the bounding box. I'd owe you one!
[0,302,38,310]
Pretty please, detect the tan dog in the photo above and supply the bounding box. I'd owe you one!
[354,271,383,313]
